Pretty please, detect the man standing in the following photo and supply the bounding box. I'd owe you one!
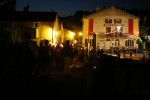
[62,40,73,74]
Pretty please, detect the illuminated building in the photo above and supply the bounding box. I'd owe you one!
[0,9,64,46]
[82,6,139,51]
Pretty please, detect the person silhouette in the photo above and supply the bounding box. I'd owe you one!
[62,40,73,74]
[11,32,38,89]
[38,40,52,75]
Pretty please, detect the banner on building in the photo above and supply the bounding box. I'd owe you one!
[60,22,64,34]
[88,19,94,35]
[128,19,133,35]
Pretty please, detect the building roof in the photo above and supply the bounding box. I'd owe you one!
[60,16,82,32]
[84,5,139,19]
[0,11,57,22]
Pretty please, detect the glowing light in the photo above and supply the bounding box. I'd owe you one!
[36,28,39,38]
[79,32,82,36]
[48,28,52,40]
[117,26,121,32]
[60,43,63,48]
[70,32,75,38]
[40,25,52,40]
[51,43,57,47]
[74,40,77,43]
[70,66,72,68]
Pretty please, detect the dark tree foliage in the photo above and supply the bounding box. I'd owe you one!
[0,22,13,49]
[73,10,92,25]
[0,0,16,11]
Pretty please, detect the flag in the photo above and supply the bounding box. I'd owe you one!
[60,22,64,43]
[54,15,59,31]
[128,19,133,35]
[53,14,60,43]
[60,22,64,34]
[88,19,94,35]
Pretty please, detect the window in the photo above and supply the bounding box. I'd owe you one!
[106,27,111,33]
[114,18,121,23]
[115,40,119,46]
[105,18,112,23]
[34,22,39,28]
[125,40,134,47]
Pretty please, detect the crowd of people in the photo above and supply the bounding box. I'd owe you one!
[1,31,88,89]
[3,31,150,90]
[38,39,87,73]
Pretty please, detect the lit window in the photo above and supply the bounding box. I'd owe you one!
[125,40,134,47]
[34,22,39,28]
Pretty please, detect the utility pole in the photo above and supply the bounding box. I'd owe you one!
[93,33,96,67]
[88,35,90,58]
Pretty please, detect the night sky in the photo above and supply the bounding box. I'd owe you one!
[16,0,150,17]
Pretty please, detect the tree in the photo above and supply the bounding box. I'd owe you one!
[0,0,16,11]
[136,38,143,49]
[73,10,92,25]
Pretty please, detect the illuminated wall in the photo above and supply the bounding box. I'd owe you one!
[38,25,52,40]
[63,29,75,43]
[34,22,61,44]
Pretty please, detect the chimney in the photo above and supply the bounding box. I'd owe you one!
[96,6,100,11]
[23,4,30,12]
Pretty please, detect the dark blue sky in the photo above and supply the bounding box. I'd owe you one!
[16,0,150,17]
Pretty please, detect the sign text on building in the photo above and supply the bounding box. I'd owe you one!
[104,24,124,26]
